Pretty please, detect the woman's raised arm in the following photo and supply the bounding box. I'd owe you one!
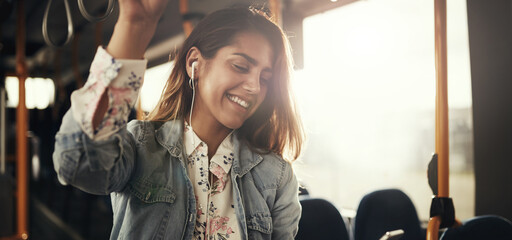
[93,0,169,129]
[54,0,171,193]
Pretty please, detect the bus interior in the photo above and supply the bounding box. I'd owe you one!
[1,0,511,239]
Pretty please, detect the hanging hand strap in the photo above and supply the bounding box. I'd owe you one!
[42,0,74,47]
[77,0,116,23]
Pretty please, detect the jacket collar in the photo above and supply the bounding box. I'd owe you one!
[154,119,184,159]
[154,119,263,177]
[231,132,263,177]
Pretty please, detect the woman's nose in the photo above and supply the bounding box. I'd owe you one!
[242,74,261,94]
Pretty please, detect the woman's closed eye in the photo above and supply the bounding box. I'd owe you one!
[232,62,272,85]
[232,63,249,73]
[260,71,272,85]
[260,76,270,85]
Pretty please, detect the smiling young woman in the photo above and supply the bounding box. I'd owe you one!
[53,0,304,239]
[147,8,304,162]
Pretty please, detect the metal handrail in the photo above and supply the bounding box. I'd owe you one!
[42,0,116,47]
[42,0,74,47]
[77,0,116,23]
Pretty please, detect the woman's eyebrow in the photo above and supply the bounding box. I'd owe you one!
[233,53,272,72]
[233,53,257,65]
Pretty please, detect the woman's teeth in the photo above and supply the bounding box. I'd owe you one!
[227,94,249,109]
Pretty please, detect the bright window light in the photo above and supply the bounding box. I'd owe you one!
[141,61,174,112]
[293,0,473,220]
[5,77,55,109]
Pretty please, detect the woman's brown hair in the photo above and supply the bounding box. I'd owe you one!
[146,6,304,161]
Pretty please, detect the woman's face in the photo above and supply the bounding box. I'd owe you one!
[192,31,274,131]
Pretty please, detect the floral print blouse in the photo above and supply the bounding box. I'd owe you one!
[184,122,240,240]
[71,47,240,239]
[71,47,146,141]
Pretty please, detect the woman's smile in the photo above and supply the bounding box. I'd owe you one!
[226,93,250,110]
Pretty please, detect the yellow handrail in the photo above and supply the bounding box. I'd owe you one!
[180,0,193,37]
[427,0,449,239]
[434,0,449,199]
[427,216,441,240]
[269,0,282,25]
[15,0,29,239]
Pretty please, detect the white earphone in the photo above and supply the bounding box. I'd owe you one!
[191,61,197,80]
[189,61,198,88]
[189,61,198,134]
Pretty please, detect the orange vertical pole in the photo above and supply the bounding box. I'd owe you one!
[426,216,441,240]
[95,21,103,48]
[269,0,282,25]
[72,32,84,88]
[136,99,144,120]
[434,0,449,199]
[15,0,29,239]
[179,0,193,37]
[427,0,448,239]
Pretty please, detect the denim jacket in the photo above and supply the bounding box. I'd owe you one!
[53,110,301,239]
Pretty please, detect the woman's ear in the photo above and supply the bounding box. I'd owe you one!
[185,47,202,79]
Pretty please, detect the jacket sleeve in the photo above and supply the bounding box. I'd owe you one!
[53,47,146,195]
[53,110,137,195]
[271,163,302,239]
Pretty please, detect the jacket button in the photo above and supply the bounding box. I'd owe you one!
[170,146,180,157]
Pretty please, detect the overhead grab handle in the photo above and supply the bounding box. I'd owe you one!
[78,0,116,23]
[42,0,74,47]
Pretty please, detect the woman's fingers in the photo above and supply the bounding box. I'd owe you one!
[118,0,170,23]
[107,0,170,59]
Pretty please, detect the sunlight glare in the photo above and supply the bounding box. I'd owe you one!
[141,61,174,112]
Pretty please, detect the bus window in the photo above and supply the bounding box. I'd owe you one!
[293,0,473,221]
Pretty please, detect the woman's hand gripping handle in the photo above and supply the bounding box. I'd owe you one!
[107,0,170,59]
